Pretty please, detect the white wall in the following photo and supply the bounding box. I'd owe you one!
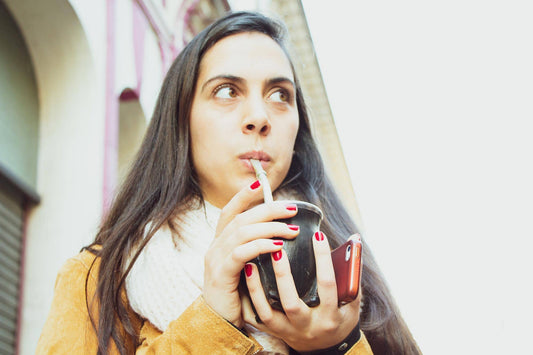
[4,1,106,353]
[304,1,533,354]
[7,0,169,352]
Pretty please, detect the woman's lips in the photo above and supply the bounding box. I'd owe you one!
[238,151,271,172]
[240,158,269,172]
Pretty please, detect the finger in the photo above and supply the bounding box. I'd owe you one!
[270,249,309,325]
[234,221,299,245]
[228,201,299,233]
[313,231,338,309]
[348,233,362,242]
[337,292,362,325]
[243,263,285,332]
[208,223,299,277]
[216,180,264,235]
[241,292,264,330]
[228,239,285,273]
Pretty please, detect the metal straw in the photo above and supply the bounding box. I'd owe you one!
[250,159,273,203]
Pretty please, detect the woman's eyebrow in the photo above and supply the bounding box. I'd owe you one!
[266,77,295,89]
[200,75,295,93]
[201,75,244,93]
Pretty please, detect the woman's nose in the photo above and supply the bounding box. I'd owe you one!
[242,98,271,136]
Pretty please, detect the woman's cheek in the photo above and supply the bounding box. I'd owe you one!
[273,157,293,190]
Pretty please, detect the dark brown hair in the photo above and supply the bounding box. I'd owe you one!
[84,11,420,355]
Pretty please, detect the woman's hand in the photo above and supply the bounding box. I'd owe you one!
[242,231,361,352]
[203,180,299,328]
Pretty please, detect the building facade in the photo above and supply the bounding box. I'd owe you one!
[0,0,359,353]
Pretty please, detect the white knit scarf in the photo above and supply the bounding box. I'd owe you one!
[125,198,290,354]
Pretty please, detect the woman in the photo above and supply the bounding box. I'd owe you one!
[37,11,420,354]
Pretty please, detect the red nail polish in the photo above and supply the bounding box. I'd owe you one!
[314,231,324,241]
[287,224,299,231]
[286,204,297,211]
[245,264,253,277]
[273,240,284,246]
[250,180,261,190]
[272,250,282,261]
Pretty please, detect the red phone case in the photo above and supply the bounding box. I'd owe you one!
[331,234,362,305]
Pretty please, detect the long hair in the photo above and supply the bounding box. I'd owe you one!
[84,11,420,355]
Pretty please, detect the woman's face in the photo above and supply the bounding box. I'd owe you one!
[190,32,299,208]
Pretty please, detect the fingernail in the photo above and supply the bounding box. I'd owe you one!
[286,204,297,211]
[314,231,324,241]
[273,240,284,246]
[245,264,253,277]
[272,250,282,261]
[250,180,261,190]
[287,224,299,231]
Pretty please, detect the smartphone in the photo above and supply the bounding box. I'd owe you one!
[331,234,362,305]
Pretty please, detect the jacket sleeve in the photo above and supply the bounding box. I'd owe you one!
[136,297,262,354]
[36,253,263,354]
[36,256,101,354]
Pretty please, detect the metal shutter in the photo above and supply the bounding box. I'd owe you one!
[0,185,24,355]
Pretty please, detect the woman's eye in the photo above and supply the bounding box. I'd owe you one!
[269,90,289,103]
[214,86,237,99]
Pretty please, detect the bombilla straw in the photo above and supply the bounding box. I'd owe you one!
[250,159,273,203]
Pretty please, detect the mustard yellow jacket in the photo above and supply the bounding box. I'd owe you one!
[36,250,373,354]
